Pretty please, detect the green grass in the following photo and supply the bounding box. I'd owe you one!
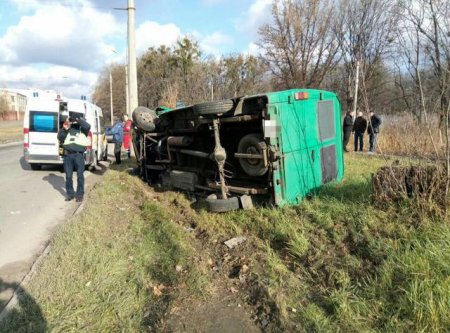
[0,166,207,332]
[2,154,450,332]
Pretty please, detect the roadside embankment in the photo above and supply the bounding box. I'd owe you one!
[1,155,450,332]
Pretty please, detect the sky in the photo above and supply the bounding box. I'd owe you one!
[0,0,273,99]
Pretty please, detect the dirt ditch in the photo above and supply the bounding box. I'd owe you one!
[139,192,283,332]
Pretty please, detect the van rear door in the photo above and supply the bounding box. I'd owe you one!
[28,109,59,160]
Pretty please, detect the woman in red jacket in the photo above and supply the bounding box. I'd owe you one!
[123,114,132,159]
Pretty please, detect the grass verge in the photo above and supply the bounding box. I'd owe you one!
[0,126,22,144]
[2,154,450,332]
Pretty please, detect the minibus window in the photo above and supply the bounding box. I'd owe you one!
[30,111,58,132]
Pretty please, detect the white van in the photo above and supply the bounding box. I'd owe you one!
[23,97,107,170]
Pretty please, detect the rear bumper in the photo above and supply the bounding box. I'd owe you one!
[26,154,64,164]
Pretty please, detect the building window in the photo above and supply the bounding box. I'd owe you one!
[11,95,15,103]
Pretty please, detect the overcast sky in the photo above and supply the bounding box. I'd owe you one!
[0,0,272,99]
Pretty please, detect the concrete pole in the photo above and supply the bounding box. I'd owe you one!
[109,69,114,125]
[127,0,138,115]
[125,65,130,118]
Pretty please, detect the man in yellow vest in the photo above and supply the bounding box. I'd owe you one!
[57,115,91,202]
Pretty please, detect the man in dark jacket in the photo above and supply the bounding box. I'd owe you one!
[342,111,353,152]
[367,111,382,153]
[58,116,91,202]
[353,111,367,152]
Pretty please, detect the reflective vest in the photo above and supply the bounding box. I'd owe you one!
[63,130,89,148]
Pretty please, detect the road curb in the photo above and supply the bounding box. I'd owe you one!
[0,141,21,149]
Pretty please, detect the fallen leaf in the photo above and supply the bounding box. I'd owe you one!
[85,281,91,287]
[230,287,238,294]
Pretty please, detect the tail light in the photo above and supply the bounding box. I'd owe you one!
[294,92,309,100]
[87,131,92,150]
[24,128,29,148]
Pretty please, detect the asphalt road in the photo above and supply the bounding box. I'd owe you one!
[0,142,108,307]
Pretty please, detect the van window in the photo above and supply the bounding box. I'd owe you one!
[30,111,58,132]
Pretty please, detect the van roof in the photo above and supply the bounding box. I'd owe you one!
[27,98,60,112]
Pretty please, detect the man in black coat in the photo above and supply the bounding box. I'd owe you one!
[353,111,367,152]
[342,111,353,152]
[367,111,382,153]
[57,116,91,202]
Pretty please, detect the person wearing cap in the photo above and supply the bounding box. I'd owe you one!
[57,116,91,202]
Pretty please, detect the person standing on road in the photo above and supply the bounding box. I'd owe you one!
[342,111,353,152]
[109,116,124,164]
[367,111,382,153]
[123,114,132,159]
[353,111,367,152]
[58,116,91,202]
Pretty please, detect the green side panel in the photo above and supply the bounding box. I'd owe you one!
[266,89,344,205]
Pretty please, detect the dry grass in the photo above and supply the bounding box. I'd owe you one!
[377,114,445,158]
[0,126,22,144]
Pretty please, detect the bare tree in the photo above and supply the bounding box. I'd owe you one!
[258,0,342,89]
[338,0,397,113]
[399,0,450,127]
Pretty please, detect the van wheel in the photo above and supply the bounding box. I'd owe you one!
[206,196,239,213]
[30,163,42,170]
[133,106,158,132]
[193,99,234,116]
[237,133,268,177]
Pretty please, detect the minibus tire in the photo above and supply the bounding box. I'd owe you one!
[133,107,157,132]
[30,163,41,170]
[193,99,234,116]
[237,133,268,176]
[206,196,239,213]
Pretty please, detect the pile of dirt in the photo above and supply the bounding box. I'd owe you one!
[372,164,449,208]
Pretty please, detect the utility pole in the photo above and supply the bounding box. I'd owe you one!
[125,65,129,117]
[127,0,138,117]
[109,68,114,125]
[352,60,360,119]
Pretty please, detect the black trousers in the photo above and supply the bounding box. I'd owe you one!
[354,131,364,151]
[343,130,352,149]
[114,142,122,164]
[64,152,85,198]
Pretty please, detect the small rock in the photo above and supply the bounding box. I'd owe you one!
[175,265,183,272]
[224,236,246,249]
[261,319,269,327]
[291,307,297,313]
[229,287,238,294]
[207,258,214,266]
[119,207,126,211]
[237,303,241,308]
[128,256,134,261]
[240,195,254,210]
[241,264,249,273]
[85,281,91,287]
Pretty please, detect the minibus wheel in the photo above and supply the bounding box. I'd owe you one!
[237,133,268,177]
[206,196,239,212]
[193,99,234,116]
[132,106,158,132]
